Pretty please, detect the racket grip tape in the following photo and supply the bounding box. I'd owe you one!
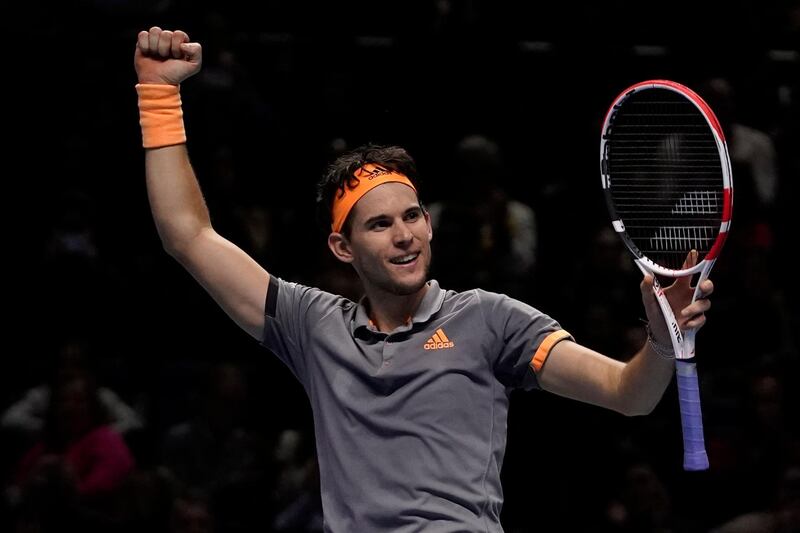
[676,360,709,471]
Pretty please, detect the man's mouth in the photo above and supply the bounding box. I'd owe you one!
[389,252,420,265]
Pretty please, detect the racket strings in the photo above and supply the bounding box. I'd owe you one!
[650,226,716,252]
[606,90,725,270]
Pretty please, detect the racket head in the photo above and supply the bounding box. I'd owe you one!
[600,80,733,278]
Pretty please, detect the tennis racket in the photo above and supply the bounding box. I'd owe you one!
[599,80,733,471]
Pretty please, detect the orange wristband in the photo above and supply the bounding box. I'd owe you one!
[136,84,186,148]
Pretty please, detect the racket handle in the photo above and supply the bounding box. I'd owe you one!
[676,360,709,471]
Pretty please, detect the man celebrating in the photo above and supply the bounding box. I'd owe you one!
[134,27,713,532]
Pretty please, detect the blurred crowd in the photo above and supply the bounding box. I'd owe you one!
[5,1,800,531]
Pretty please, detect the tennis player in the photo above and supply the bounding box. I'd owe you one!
[134,27,713,532]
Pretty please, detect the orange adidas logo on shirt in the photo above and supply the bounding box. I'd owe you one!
[424,328,454,350]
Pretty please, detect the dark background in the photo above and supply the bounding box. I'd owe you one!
[5,1,799,532]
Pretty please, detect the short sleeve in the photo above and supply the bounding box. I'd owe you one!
[480,291,572,390]
[260,277,349,387]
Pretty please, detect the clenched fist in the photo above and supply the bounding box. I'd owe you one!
[134,27,202,85]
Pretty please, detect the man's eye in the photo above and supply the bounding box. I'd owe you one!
[405,211,420,221]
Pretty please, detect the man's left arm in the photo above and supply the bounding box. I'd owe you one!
[537,272,713,416]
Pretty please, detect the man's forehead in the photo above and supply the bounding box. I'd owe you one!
[351,182,420,219]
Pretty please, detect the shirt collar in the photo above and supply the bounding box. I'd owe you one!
[351,280,446,336]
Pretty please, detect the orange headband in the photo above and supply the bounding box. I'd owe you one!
[331,163,417,233]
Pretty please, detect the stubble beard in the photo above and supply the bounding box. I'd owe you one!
[373,253,431,296]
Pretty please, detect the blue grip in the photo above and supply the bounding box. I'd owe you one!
[676,360,709,471]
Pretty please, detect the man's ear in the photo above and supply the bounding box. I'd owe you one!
[424,208,433,242]
[327,232,354,263]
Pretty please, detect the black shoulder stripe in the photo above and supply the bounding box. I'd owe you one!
[265,275,279,318]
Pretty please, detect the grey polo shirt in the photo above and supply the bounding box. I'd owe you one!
[261,278,570,533]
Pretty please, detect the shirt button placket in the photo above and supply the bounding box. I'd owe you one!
[382,336,395,369]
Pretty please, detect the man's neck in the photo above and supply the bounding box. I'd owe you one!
[364,282,429,333]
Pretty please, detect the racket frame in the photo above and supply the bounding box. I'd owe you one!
[599,79,734,471]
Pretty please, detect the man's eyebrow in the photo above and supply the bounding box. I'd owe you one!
[364,213,390,226]
[363,206,421,226]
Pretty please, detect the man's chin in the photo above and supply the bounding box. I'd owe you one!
[381,273,428,296]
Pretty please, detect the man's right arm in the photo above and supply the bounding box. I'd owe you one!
[136,27,269,340]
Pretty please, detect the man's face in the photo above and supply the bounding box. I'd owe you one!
[340,182,432,297]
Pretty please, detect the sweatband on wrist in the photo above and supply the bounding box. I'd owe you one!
[331,163,417,233]
[136,83,186,148]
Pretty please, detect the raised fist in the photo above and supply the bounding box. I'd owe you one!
[134,27,202,85]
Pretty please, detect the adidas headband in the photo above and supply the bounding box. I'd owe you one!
[330,163,417,233]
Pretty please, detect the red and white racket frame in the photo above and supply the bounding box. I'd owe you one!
[600,80,734,470]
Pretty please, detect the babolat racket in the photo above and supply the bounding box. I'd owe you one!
[599,80,733,471]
